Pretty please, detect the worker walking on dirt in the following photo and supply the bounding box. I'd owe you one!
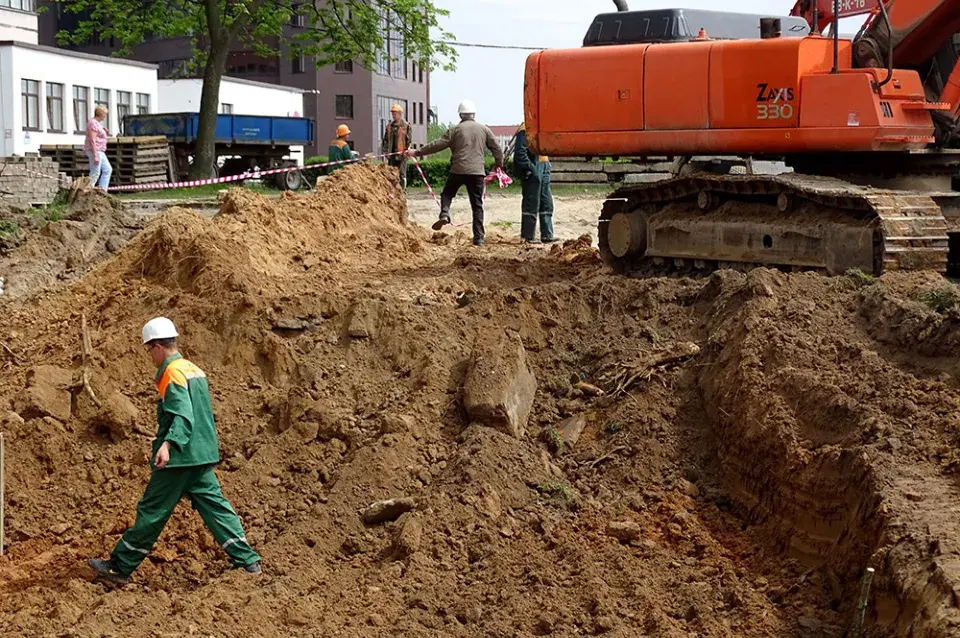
[381,104,412,187]
[407,99,504,246]
[514,122,557,244]
[87,318,261,585]
[328,124,356,174]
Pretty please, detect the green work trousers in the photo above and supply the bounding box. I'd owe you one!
[520,161,555,240]
[111,464,260,576]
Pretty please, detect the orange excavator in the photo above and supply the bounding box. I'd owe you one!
[523,0,960,275]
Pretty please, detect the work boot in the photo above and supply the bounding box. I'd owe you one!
[87,558,130,585]
[522,237,542,245]
[472,238,485,247]
[432,215,452,231]
[542,237,559,244]
[234,560,262,574]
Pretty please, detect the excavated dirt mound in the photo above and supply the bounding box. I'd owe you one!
[0,188,144,299]
[2,162,960,636]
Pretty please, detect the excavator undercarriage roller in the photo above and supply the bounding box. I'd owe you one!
[598,174,952,276]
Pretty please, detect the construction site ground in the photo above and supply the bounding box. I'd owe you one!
[2,163,960,636]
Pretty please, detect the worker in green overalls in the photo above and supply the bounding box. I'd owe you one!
[87,317,261,585]
[328,124,356,174]
[514,122,557,244]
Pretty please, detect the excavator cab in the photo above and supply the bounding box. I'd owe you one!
[583,9,810,45]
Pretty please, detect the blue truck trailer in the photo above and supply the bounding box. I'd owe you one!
[124,112,315,190]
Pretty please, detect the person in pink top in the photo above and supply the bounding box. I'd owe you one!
[84,106,112,191]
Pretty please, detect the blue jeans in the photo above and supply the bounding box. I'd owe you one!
[86,150,112,190]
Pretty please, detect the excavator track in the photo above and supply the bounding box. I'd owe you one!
[598,173,951,276]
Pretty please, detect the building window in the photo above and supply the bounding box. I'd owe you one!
[293,53,305,74]
[419,102,424,125]
[289,3,304,26]
[334,60,353,74]
[21,79,40,131]
[419,65,424,84]
[117,91,131,134]
[136,93,150,115]
[335,95,354,119]
[0,0,36,11]
[46,82,64,132]
[221,103,234,114]
[94,88,110,129]
[73,86,89,132]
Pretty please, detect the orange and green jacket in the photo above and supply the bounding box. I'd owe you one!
[153,353,219,469]
[328,139,353,173]
[381,120,412,155]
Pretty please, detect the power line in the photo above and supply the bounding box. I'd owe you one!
[440,40,547,51]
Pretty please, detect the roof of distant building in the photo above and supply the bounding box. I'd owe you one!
[0,40,158,69]
[489,125,519,137]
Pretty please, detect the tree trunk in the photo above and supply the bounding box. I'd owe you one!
[191,41,230,178]
[190,0,233,179]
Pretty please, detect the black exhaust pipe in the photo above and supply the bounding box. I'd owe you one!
[613,0,629,11]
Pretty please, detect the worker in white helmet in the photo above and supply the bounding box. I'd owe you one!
[87,317,261,585]
[407,99,504,246]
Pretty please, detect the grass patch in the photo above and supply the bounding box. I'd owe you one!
[491,220,514,229]
[536,480,581,510]
[540,427,563,454]
[918,286,960,314]
[31,203,68,224]
[845,268,877,288]
[0,219,19,238]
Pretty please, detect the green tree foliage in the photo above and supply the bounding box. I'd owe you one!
[54,0,457,177]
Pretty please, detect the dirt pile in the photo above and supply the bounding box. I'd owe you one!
[1,162,960,635]
[0,188,143,299]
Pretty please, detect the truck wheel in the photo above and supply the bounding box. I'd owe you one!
[279,169,303,191]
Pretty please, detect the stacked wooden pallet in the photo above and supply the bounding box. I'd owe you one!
[37,145,82,177]
[107,136,171,185]
[40,136,172,185]
[549,157,675,185]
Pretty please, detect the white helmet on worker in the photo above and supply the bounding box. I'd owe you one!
[458,99,477,117]
[142,317,179,344]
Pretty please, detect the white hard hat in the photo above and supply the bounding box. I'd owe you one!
[142,317,179,344]
[458,99,476,116]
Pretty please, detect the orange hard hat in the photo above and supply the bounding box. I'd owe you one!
[390,104,403,113]
[336,124,351,137]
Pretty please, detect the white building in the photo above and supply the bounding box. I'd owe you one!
[158,77,304,118]
[159,77,306,164]
[0,40,158,157]
[0,0,37,44]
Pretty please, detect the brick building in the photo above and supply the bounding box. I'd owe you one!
[36,1,430,158]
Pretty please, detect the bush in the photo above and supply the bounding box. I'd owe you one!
[918,286,960,314]
[406,157,515,188]
[300,155,329,186]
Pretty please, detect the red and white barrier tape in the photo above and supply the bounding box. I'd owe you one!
[413,159,440,209]
[107,151,408,192]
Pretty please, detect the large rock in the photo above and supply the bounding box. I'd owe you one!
[13,365,74,422]
[463,332,537,438]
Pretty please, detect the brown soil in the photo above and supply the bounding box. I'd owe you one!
[1,162,960,636]
[0,188,144,299]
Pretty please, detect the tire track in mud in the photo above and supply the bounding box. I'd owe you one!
[696,267,960,636]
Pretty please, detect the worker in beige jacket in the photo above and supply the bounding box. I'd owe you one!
[408,99,504,246]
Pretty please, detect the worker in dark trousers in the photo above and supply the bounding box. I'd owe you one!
[408,99,504,246]
[514,122,557,244]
